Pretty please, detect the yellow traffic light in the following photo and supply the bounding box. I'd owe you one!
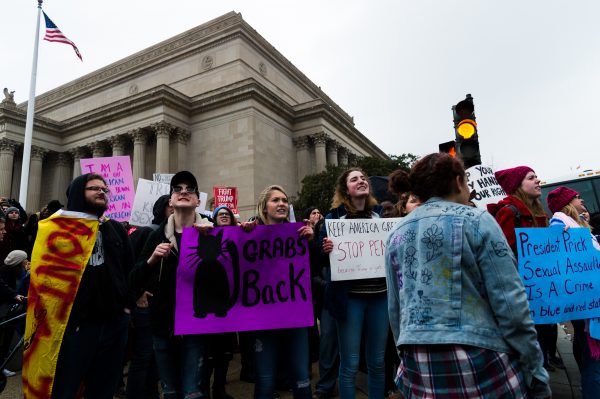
[456,119,477,139]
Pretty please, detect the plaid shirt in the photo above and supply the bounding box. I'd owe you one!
[396,344,529,399]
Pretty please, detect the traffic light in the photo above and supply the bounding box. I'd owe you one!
[438,141,457,157]
[452,94,481,169]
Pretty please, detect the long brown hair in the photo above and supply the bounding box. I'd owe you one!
[512,187,547,227]
[331,168,378,215]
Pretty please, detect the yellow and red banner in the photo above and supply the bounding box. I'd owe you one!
[22,211,99,398]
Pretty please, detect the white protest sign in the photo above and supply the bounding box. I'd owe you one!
[130,179,170,226]
[153,173,175,184]
[196,192,208,214]
[326,218,401,281]
[466,165,506,208]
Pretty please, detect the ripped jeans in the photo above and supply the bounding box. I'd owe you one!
[153,334,207,399]
[253,328,312,399]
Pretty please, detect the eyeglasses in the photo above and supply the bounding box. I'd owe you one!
[85,186,110,194]
[172,186,196,194]
[217,212,231,217]
[575,195,582,199]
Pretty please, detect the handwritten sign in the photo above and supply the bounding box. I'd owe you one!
[517,227,600,324]
[213,186,238,215]
[80,156,134,221]
[466,165,506,208]
[326,218,401,281]
[153,173,175,184]
[130,179,170,227]
[174,223,313,334]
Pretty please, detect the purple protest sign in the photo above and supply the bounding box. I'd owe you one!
[175,223,313,334]
[79,155,134,221]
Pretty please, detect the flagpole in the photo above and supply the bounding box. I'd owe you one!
[19,0,43,210]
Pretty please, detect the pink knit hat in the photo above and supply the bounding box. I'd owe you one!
[546,186,578,214]
[494,166,534,195]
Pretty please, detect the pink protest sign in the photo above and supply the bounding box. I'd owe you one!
[175,223,313,334]
[80,155,134,221]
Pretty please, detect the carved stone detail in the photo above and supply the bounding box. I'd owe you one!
[258,62,267,76]
[89,141,108,157]
[130,128,147,144]
[109,135,127,153]
[31,146,48,160]
[129,84,139,95]
[292,136,311,150]
[151,121,173,139]
[56,152,71,166]
[0,138,18,153]
[311,132,328,146]
[202,55,214,70]
[174,128,191,144]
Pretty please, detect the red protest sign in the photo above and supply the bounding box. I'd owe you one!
[213,186,238,215]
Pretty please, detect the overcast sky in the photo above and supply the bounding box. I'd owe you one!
[2,0,599,181]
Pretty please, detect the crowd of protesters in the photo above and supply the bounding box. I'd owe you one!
[1,153,600,399]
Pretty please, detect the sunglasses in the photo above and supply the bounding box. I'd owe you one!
[217,212,231,217]
[172,186,196,194]
[85,186,110,194]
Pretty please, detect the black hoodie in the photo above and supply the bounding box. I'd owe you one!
[66,174,135,325]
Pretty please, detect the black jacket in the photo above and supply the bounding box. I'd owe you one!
[130,213,211,337]
[65,174,135,325]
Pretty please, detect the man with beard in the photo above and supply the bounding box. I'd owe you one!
[50,173,135,398]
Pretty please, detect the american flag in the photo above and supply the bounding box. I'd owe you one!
[42,12,82,61]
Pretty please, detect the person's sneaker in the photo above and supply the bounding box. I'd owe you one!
[2,368,16,377]
[549,356,566,370]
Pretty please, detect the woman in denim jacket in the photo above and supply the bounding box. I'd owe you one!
[385,153,550,399]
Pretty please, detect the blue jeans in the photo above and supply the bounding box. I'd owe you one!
[253,328,312,399]
[315,306,339,394]
[126,307,159,399]
[336,293,389,399]
[51,313,129,399]
[153,334,207,399]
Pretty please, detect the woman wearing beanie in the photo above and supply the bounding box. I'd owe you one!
[487,166,558,373]
[487,166,547,255]
[546,186,600,398]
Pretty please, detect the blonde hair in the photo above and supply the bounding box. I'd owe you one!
[560,203,592,229]
[512,187,547,227]
[331,168,378,215]
[256,185,289,225]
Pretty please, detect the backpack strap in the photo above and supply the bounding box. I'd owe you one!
[503,204,521,228]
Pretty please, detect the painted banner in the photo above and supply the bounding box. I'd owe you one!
[516,226,600,324]
[22,211,99,398]
[213,186,238,215]
[466,165,506,208]
[80,155,134,221]
[174,223,313,334]
[326,218,401,281]
[130,179,170,227]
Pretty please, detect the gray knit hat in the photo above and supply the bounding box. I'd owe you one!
[4,250,27,267]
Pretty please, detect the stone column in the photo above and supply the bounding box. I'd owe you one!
[69,147,88,179]
[89,141,108,158]
[293,136,311,184]
[0,139,18,198]
[327,140,339,167]
[130,129,147,187]
[109,135,127,157]
[338,147,349,166]
[174,128,191,171]
[54,152,71,205]
[152,121,172,174]
[27,146,47,212]
[312,132,328,173]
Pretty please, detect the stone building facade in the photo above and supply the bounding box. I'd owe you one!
[0,12,385,217]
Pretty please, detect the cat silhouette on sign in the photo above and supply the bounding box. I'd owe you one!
[188,230,240,318]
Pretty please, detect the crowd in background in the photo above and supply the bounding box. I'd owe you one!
[1,154,600,398]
